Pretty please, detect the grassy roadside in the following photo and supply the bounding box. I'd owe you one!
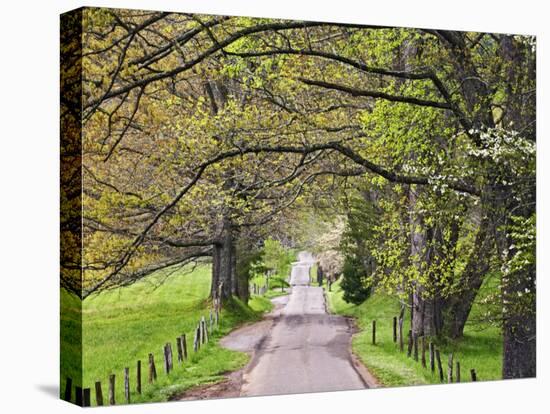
[325,277,502,387]
[61,265,272,406]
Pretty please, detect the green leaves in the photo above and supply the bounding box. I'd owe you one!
[77,10,535,307]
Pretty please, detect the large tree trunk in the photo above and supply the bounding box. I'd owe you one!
[491,185,536,379]
[409,192,447,338]
[409,186,434,337]
[443,33,536,377]
[236,267,249,302]
[211,216,235,301]
[235,238,251,302]
[497,36,536,378]
[399,41,441,338]
[230,240,238,296]
[213,228,255,303]
[206,78,239,302]
[443,217,492,338]
[211,242,221,299]
[502,266,536,378]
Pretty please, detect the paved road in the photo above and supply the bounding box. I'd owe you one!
[240,251,367,397]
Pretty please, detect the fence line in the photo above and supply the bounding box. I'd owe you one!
[384,314,478,386]
[63,309,479,406]
[63,304,221,406]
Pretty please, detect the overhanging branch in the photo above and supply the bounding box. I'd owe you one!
[84,139,480,298]
[298,78,453,110]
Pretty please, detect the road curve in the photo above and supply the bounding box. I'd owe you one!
[239,251,367,397]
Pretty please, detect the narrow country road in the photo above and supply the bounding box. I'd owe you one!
[238,251,368,397]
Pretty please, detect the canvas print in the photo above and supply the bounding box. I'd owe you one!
[60,7,536,407]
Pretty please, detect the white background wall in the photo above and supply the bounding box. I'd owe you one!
[0,0,547,412]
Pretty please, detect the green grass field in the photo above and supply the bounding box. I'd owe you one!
[61,264,272,406]
[325,276,502,387]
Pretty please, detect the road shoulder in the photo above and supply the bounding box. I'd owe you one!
[324,289,382,388]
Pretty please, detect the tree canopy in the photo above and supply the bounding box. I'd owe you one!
[61,7,536,379]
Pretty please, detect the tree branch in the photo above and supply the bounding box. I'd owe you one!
[84,249,212,299]
[298,77,453,110]
[84,21,337,111]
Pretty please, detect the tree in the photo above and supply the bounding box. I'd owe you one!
[341,255,372,305]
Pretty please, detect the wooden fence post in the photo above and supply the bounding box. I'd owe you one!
[148,353,157,383]
[202,316,209,343]
[456,361,461,383]
[177,337,183,362]
[163,344,168,373]
[398,317,404,352]
[64,377,72,402]
[137,360,142,394]
[83,388,91,407]
[194,325,200,352]
[470,369,477,382]
[124,367,130,404]
[429,342,435,373]
[421,337,427,368]
[182,334,188,360]
[163,344,171,374]
[210,311,213,334]
[413,334,419,361]
[393,317,397,343]
[95,381,103,406]
[372,320,376,345]
[168,342,173,370]
[407,330,413,357]
[75,386,83,406]
[109,374,116,405]
[447,353,454,383]
[435,349,444,382]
